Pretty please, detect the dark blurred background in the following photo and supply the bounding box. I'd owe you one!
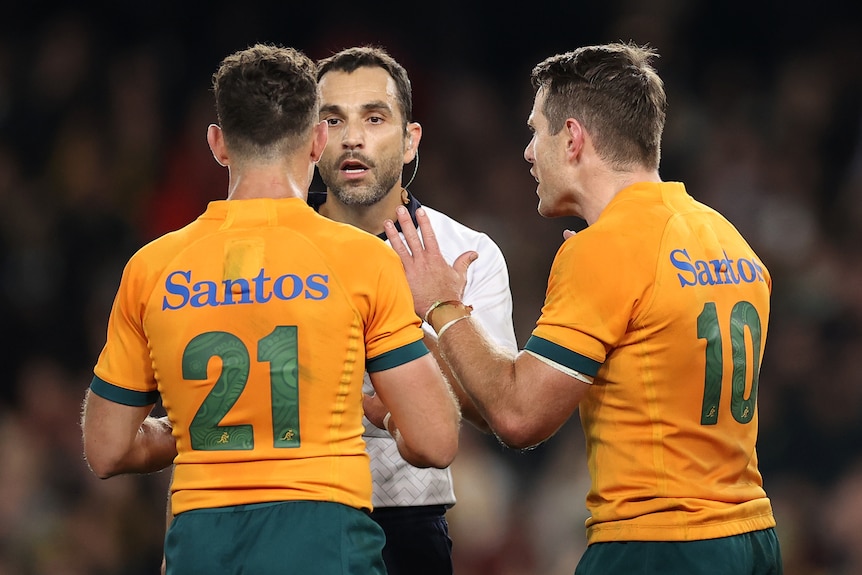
[1,1,861,573]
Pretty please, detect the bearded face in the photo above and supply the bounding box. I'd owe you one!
[317,147,403,207]
[317,67,411,208]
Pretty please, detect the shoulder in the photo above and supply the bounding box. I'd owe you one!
[304,215,402,269]
[552,224,642,285]
[129,225,194,270]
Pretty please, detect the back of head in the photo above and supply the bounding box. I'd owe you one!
[213,43,319,162]
[316,45,413,128]
[531,42,667,170]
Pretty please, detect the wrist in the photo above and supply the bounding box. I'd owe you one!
[437,315,471,338]
[424,300,473,330]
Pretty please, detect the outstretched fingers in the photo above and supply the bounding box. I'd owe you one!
[414,207,443,254]
[384,206,475,318]
[384,206,422,260]
[383,206,445,262]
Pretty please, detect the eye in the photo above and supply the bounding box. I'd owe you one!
[324,117,342,127]
[368,116,384,125]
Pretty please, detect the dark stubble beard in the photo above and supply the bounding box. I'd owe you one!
[321,151,404,207]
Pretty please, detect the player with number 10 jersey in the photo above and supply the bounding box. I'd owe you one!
[526,181,776,543]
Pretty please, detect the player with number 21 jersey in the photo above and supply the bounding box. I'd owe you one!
[90,198,427,515]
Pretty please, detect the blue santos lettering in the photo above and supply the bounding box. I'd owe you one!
[669,249,764,288]
[305,274,329,300]
[162,269,330,310]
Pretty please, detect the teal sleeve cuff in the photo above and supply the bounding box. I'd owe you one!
[524,335,602,377]
[90,375,159,407]
[367,339,430,372]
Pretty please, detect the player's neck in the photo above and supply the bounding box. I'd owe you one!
[580,165,662,225]
[226,163,310,201]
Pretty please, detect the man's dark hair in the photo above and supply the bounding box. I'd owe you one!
[213,43,319,160]
[531,42,667,169]
[317,46,413,128]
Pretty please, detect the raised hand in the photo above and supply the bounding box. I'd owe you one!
[384,206,477,320]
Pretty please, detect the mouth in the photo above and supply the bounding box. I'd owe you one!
[340,158,370,175]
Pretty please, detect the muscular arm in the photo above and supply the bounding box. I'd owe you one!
[385,206,589,449]
[81,389,177,479]
[368,352,460,468]
[422,330,491,433]
[429,305,588,449]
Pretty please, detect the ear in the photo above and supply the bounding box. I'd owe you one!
[207,124,229,167]
[310,120,328,164]
[403,122,422,164]
[564,118,585,160]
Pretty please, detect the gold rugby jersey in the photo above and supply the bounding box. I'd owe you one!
[525,182,776,543]
[90,198,428,515]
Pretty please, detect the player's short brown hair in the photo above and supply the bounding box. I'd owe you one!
[213,43,319,160]
[531,42,667,170]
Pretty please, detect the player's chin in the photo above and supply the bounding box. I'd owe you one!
[536,198,556,218]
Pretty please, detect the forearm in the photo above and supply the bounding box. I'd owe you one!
[435,313,587,448]
[371,352,461,469]
[133,416,177,474]
[429,308,521,437]
[391,376,461,468]
[386,414,447,469]
[448,375,492,434]
[82,391,177,479]
[86,415,176,478]
[423,331,491,433]
[105,416,176,477]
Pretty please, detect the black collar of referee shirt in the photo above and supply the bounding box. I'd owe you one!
[307,189,422,241]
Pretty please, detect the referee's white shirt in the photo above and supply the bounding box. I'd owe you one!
[363,202,518,508]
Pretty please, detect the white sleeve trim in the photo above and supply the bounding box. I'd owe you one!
[525,350,594,384]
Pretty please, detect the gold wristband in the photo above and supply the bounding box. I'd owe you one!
[424,300,473,325]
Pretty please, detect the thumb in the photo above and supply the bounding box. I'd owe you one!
[453,251,478,275]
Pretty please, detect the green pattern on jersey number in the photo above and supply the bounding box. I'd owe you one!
[698,301,761,426]
[184,327,301,450]
[260,326,301,448]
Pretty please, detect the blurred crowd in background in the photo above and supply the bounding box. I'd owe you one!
[1,2,861,574]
